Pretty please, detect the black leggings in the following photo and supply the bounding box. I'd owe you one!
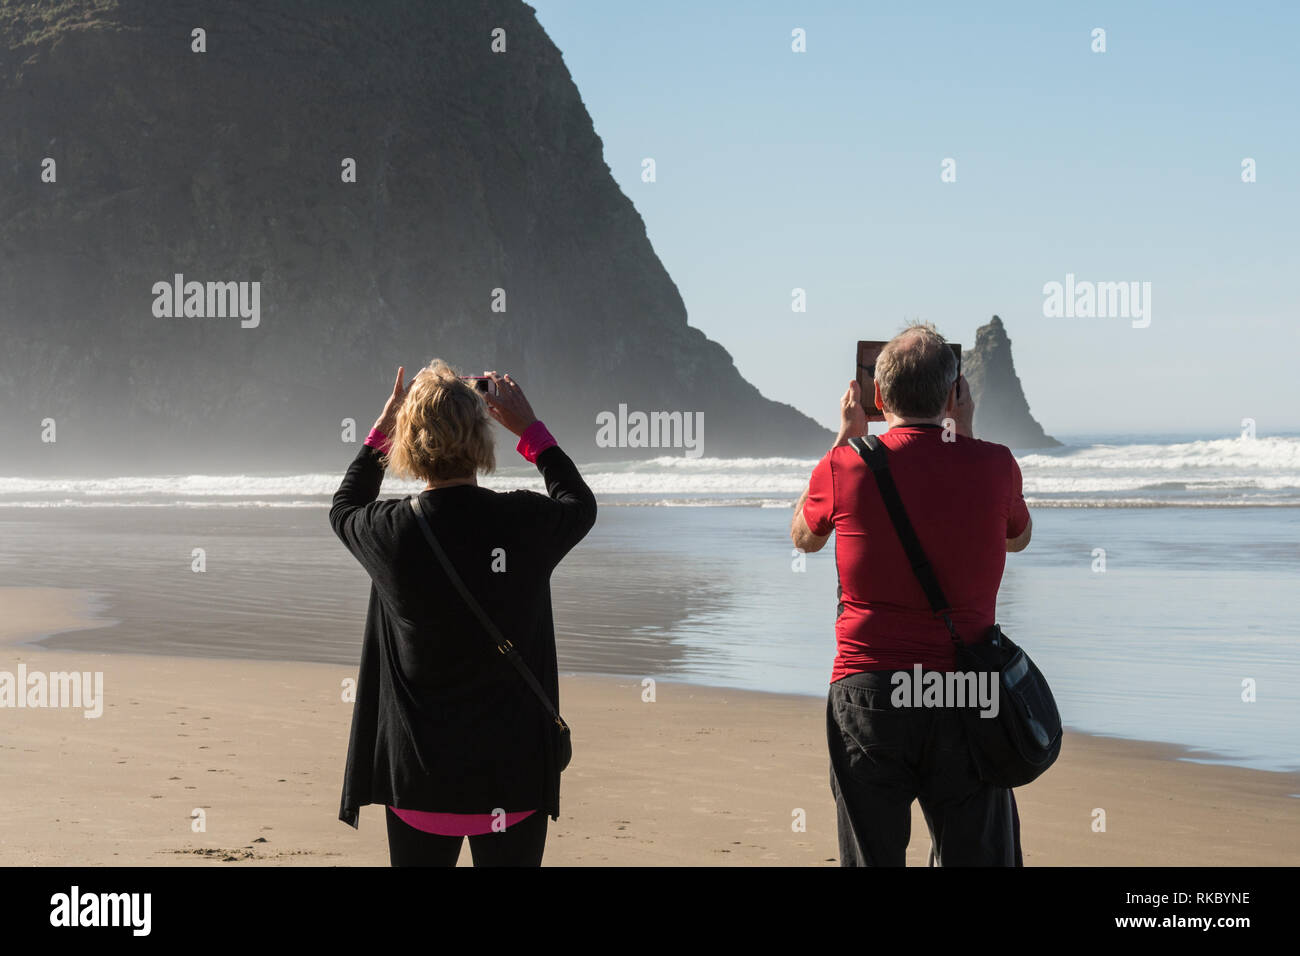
[384,807,549,867]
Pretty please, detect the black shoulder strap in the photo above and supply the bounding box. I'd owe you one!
[848,436,961,645]
[408,495,567,729]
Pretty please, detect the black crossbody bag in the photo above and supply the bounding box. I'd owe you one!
[849,436,1062,788]
[408,495,572,773]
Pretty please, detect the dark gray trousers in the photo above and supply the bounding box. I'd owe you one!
[827,670,1020,866]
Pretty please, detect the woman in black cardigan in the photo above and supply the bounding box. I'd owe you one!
[330,361,596,866]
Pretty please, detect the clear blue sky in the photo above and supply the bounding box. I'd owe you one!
[530,0,1299,436]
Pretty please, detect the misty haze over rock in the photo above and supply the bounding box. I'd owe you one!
[0,0,833,474]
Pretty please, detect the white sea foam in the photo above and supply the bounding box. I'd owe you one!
[2,436,1297,508]
[1018,436,1300,470]
[1016,437,1300,501]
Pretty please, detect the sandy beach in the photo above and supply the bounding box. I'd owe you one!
[2,586,1297,866]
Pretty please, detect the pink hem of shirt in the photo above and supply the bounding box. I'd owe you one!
[389,807,538,836]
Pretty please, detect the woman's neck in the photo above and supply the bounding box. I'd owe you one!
[424,475,478,490]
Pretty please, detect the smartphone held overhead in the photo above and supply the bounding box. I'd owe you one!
[459,375,498,397]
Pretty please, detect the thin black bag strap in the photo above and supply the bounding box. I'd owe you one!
[848,436,962,645]
[408,495,567,728]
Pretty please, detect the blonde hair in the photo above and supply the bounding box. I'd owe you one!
[385,360,496,482]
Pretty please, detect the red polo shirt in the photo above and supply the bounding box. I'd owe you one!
[802,424,1030,680]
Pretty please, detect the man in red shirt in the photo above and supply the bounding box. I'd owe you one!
[792,323,1032,866]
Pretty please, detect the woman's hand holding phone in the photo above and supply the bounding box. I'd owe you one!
[481,371,539,437]
[373,366,408,436]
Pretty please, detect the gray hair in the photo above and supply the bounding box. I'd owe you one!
[874,322,958,419]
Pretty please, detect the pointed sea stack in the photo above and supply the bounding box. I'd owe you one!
[962,316,1060,449]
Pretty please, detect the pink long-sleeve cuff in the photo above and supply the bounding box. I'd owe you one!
[516,420,557,463]
[364,426,392,455]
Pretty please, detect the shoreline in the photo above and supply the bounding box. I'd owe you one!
[2,587,1298,865]
[7,587,1297,780]
[0,586,116,650]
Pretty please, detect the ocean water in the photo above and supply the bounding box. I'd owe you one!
[2,433,1297,773]
[3,433,1298,509]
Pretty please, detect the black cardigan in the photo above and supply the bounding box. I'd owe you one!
[330,442,597,827]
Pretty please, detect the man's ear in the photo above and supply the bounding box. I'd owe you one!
[945,382,958,414]
[873,379,884,414]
